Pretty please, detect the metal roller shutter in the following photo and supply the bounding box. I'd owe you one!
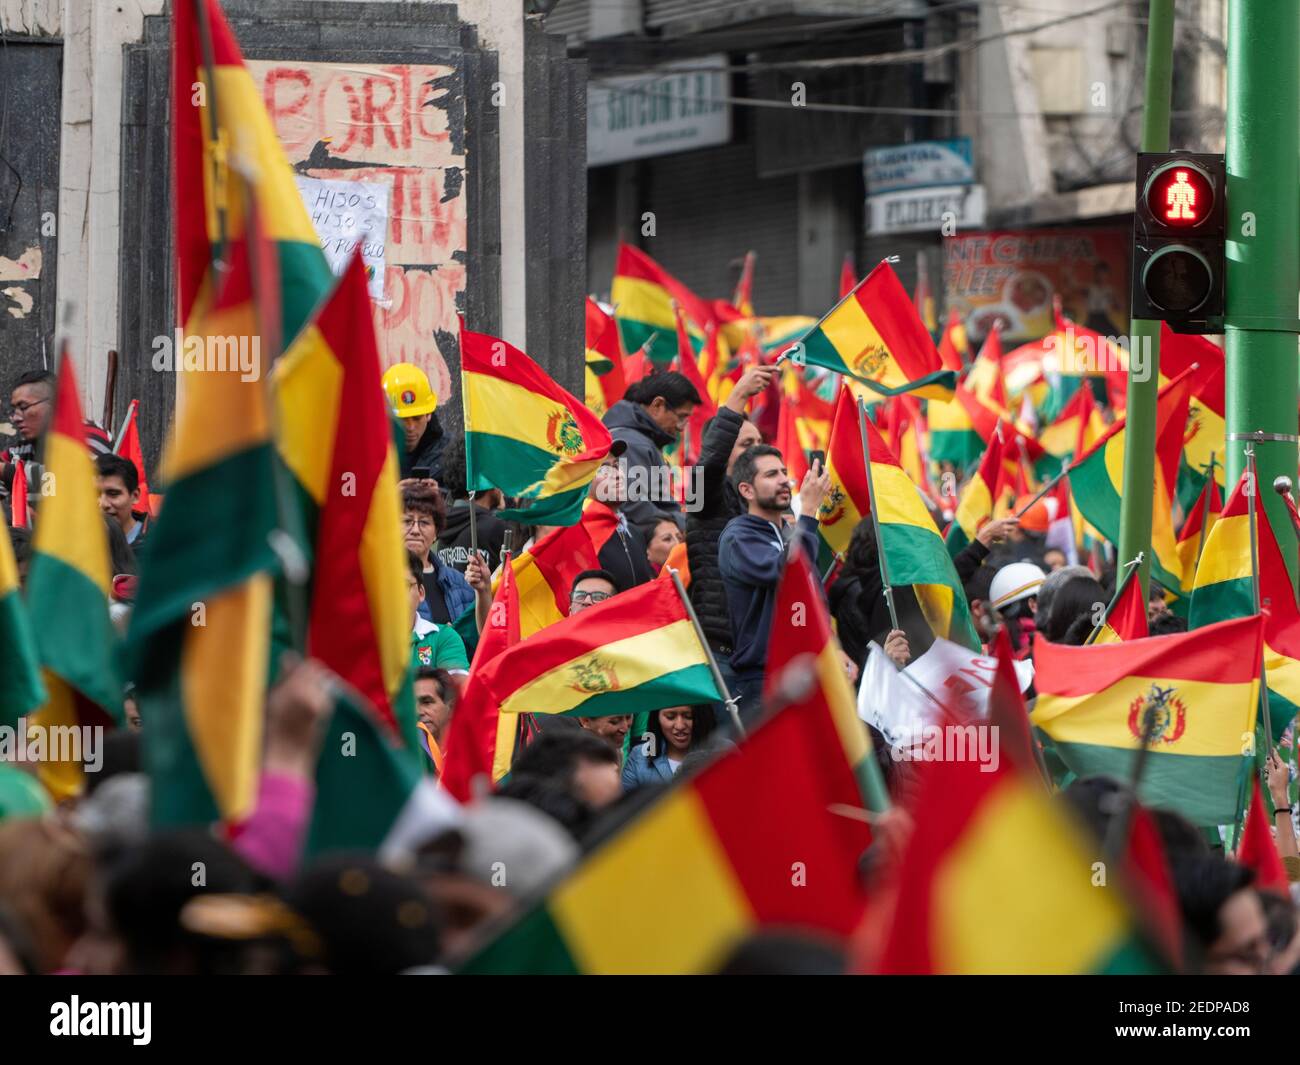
[639,141,800,313]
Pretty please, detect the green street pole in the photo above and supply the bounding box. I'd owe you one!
[1225,0,1300,588]
[1117,0,1176,600]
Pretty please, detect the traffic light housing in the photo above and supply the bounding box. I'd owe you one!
[1131,151,1226,333]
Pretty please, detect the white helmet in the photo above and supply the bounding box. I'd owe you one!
[989,562,1046,613]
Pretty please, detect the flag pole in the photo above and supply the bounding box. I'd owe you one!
[858,397,900,632]
[666,566,745,739]
[193,0,228,256]
[1102,683,1169,862]
[1246,443,1275,758]
[1013,466,1068,518]
[1084,551,1144,644]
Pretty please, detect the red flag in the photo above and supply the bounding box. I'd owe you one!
[1124,805,1185,968]
[10,458,28,529]
[732,250,756,318]
[440,554,522,802]
[1238,779,1290,897]
[114,399,156,518]
[988,625,1047,783]
[839,253,857,300]
[936,308,967,373]
[586,297,627,410]
[672,301,716,467]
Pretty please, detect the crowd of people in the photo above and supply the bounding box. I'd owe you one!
[0,352,1297,978]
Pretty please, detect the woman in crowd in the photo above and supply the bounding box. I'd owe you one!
[622,705,717,790]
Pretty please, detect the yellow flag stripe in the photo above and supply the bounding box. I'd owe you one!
[500,618,708,716]
[550,785,754,973]
[35,433,112,595]
[273,324,344,506]
[1032,675,1258,757]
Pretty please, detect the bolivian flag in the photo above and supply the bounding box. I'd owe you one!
[460,623,871,975]
[946,425,1009,558]
[1032,616,1263,826]
[1069,366,1202,604]
[472,578,720,731]
[766,551,885,808]
[877,748,1164,973]
[440,554,521,802]
[818,387,980,650]
[1037,382,1106,470]
[926,389,983,469]
[1090,565,1149,644]
[25,360,122,800]
[173,0,333,344]
[584,298,625,419]
[304,254,421,759]
[611,242,712,363]
[936,307,968,372]
[1174,473,1222,597]
[793,262,956,401]
[462,326,613,527]
[1189,471,1300,737]
[0,519,44,724]
[1031,304,1129,420]
[502,501,619,638]
[128,243,278,829]
[1159,325,1226,511]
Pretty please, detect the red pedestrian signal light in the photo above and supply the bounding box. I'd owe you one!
[1132,152,1225,333]
[1145,162,1214,228]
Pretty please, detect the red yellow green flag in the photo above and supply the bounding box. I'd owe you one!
[1068,365,1205,605]
[1090,564,1150,644]
[128,233,277,829]
[460,603,872,974]
[0,510,44,724]
[1032,615,1263,826]
[440,553,521,801]
[25,360,122,800]
[936,307,968,372]
[584,298,626,419]
[172,0,332,344]
[612,242,712,363]
[876,736,1164,973]
[502,501,619,639]
[305,254,419,751]
[1159,325,1226,509]
[792,261,956,401]
[1174,473,1222,599]
[462,326,613,526]
[946,424,1010,558]
[817,387,980,650]
[1189,470,1300,737]
[1037,380,1106,466]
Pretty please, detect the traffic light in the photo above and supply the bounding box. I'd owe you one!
[1131,151,1226,333]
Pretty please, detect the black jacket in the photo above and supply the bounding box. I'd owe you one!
[686,406,745,656]
[404,415,447,482]
[436,500,509,572]
[598,518,654,591]
[602,399,680,538]
[850,539,990,658]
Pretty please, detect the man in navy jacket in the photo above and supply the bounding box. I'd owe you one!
[718,443,830,727]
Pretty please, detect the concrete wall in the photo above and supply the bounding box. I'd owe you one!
[2,0,562,415]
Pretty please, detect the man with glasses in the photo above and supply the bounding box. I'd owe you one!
[528,570,620,739]
[602,370,700,540]
[3,370,112,520]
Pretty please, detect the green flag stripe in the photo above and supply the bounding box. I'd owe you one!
[458,904,580,975]
[1069,447,1122,540]
[520,662,720,720]
[276,240,335,347]
[0,589,46,724]
[879,520,980,650]
[1047,739,1245,826]
[26,553,122,715]
[305,692,422,857]
[129,444,279,643]
[1189,575,1254,630]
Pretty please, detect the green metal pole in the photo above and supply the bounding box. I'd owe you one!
[1225,0,1300,588]
[1117,0,1176,600]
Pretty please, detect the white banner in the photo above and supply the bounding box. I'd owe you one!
[295,175,390,301]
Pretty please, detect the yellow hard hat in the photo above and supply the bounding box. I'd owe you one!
[382,363,437,418]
